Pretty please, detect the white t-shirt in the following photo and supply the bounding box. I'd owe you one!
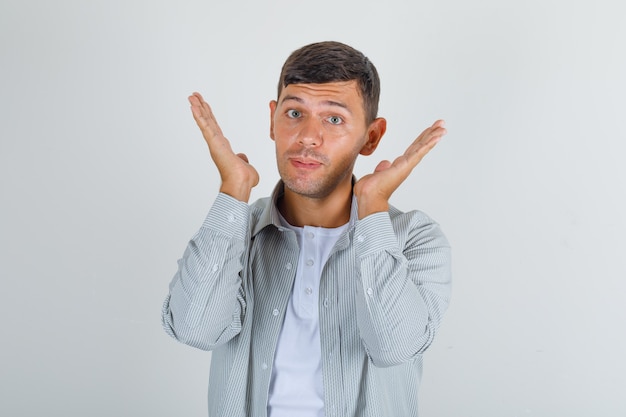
[267,218,348,417]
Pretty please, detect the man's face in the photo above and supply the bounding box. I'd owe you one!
[269,80,381,199]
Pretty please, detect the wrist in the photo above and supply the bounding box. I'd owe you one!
[357,198,389,219]
[220,181,254,202]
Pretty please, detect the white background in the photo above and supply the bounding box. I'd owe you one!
[1,0,625,416]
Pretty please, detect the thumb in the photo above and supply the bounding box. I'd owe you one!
[374,160,392,172]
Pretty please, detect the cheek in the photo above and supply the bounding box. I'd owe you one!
[273,135,295,159]
[334,130,368,151]
[272,123,296,143]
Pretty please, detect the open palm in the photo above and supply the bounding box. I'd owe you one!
[354,120,447,218]
[189,92,259,201]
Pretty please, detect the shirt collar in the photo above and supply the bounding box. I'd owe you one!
[251,179,359,237]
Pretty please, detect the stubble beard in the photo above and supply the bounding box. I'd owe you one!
[277,149,358,200]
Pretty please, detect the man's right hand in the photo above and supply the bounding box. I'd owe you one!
[189,92,259,202]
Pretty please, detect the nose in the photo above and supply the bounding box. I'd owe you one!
[298,118,322,147]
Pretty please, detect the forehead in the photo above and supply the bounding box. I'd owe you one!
[278,80,364,111]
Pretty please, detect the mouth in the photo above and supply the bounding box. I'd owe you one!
[287,150,327,168]
[290,158,323,169]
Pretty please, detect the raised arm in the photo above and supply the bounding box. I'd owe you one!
[353,120,451,366]
[162,94,256,350]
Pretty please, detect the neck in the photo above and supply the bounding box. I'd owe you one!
[278,182,353,228]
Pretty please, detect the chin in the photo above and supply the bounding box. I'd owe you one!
[282,177,332,199]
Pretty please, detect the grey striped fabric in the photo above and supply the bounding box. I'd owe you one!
[162,182,452,417]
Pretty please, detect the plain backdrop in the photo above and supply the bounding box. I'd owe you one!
[1,0,625,416]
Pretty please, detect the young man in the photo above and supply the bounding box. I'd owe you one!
[162,41,451,417]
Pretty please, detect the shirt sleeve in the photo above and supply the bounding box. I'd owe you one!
[353,210,452,367]
[161,193,250,351]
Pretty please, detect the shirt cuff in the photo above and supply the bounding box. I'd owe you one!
[201,193,249,241]
[354,211,398,257]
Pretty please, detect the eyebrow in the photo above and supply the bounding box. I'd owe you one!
[280,95,351,113]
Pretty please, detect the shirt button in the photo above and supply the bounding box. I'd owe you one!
[306,259,314,266]
[323,299,329,307]
[306,232,315,239]
[261,363,268,370]
[227,214,235,222]
[285,262,292,270]
[272,309,279,316]
[212,264,219,272]
[305,287,313,295]
[366,288,374,296]
[357,235,365,243]
[277,227,284,232]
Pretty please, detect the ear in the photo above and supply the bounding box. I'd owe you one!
[359,117,387,156]
[269,100,277,141]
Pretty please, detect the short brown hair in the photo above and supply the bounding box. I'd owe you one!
[277,41,381,124]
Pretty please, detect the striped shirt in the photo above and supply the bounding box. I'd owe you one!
[162,182,452,417]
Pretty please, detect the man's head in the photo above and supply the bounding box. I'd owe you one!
[277,41,381,125]
[269,42,387,204]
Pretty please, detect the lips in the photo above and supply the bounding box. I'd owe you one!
[290,158,322,169]
[293,156,322,164]
[286,149,328,168]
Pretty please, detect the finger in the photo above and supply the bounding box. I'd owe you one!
[188,94,208,121]
[188,93,225,139]
[374,160,392,172]
[407,133,443,160]
[237,153,250,163]
[189,93,212,117]
[420,122,447,143]
[404,133,441,159]
[189,92,215,120]
[200,98,214,119]
[190,91,207,104]
[188,92,205,109]
[399,124,447,169]
[406,123,447,154]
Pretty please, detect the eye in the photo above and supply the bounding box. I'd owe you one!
[327,116,343,125]
[286,109,301,118]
